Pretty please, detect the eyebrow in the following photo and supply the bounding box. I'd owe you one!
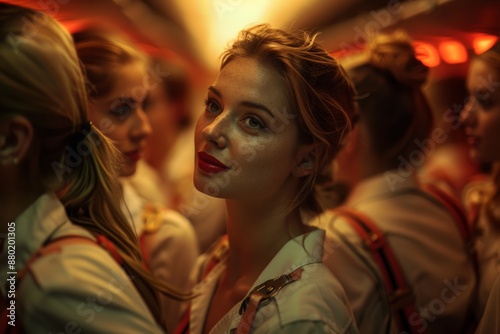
[105,96,138,107]
[208,86,276,119]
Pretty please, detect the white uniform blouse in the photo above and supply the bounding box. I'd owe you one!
[462,179,500,319]
[122,180,199,333]
[188,229,359,334]
[0,192,164,333]
[312,173,477,334]
[476,274,500,334]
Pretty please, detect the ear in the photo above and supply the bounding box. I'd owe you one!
[293,143,316,177]
[0,115,34,166]
[343,124,357,150]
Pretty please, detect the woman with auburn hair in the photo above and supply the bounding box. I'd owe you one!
[461,41,500,331]
[312,32,477,334]
[73,29,199,334]
[177,24,359,333]
[0,4,185,332]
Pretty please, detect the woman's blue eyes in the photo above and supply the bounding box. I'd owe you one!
[478,98,494,109]
[203,98,266,130]
[110,104,132,118]
[110,97,145,119]
[467,95,494,110]
[243,116,265,129]
[204,98,221,113]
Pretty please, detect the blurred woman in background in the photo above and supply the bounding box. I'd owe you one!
[0,3,179,332]
[312,31,477,334]
[73,29,199,333]
[461,41,500,329]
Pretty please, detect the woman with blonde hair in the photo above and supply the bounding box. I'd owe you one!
[0,3,186,332]
[73,29,199,333]
[177,24,359,333]
[461,41,500,331]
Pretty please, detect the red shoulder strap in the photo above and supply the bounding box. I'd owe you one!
[1,236,98,334]
[174,235,229,334]
[420,183,479,277]
[332,207,426,334]
[235,268,303,334]
[420,184,470,240]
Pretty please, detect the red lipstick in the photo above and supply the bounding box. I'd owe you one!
[466,135,481,147]
[197,152,229,173]
[124,150,141,162]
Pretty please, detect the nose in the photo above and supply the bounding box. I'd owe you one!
[201,113,228,149]
[131,107,152,142]
[460,98,477,128]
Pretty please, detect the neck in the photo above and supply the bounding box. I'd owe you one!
[358,149,398,181]
[222,198,306,286]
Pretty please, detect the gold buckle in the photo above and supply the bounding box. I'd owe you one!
[239,274,293,314]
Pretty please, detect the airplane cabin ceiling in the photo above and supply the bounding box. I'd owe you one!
[6,0,500,79]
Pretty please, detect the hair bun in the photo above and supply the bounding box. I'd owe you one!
[369,31,429,88]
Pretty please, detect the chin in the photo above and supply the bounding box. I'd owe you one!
[193,175,228,199]
[120,164,137,178]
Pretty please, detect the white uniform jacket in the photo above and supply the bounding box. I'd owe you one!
[312,173,477,334]
[122,180,199,333]
[189,229,359,334]
[462,178,500,319]
[476,274,500,334]
[0,192,164,333]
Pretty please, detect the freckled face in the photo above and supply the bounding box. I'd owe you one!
[87,61,152,177]
[462,58,500,164]
[194,57,303,201]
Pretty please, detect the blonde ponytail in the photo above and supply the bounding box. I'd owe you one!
[1,4,191,328]
[56,104,192,329]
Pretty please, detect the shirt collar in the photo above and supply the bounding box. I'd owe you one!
[121,179,145,234]
[191,228,326,334]
[11,192,68,268]
[247,228,324,292]
[0,192,68,296]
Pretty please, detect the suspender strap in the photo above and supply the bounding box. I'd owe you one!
[138,233,151,271]
[420,184,470,242]
[236,268,303,334]
[95,235,123,266]
[1,236,99,334]
[173,235,229,334]
[22,236,99,284]
[420,183,479,276]
[332,208,425,334]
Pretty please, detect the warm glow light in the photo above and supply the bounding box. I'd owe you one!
[439,40,468,64]
[209,1,271,68]
[172,0,314,70]
[413,41,440,67]
[473,34,498,54]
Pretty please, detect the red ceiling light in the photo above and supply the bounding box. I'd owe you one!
[439,40,468,64]
[473,34,498,54]
[413,41,440,68]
